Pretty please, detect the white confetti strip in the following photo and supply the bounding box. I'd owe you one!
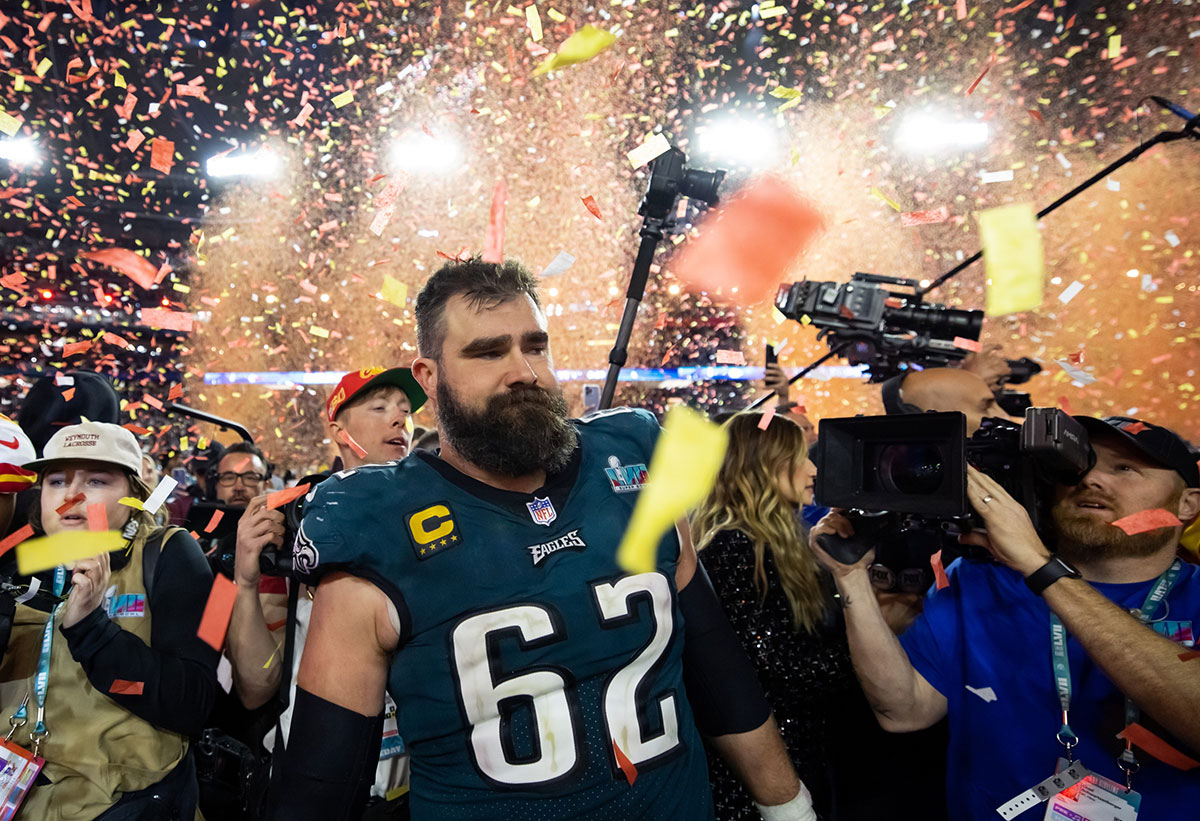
[980,169,1013,184]
[540,251,576,277]
[142,476,178,515]
[1057,280,1085,304]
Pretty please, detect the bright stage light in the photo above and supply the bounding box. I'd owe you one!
[895,113,988,153]
[0,138,38,165]
[695,116,780,167]
[391,132,463,174]
[205,148,281,179]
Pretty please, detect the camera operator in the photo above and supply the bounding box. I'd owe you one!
[810,416,1200,819]
[216,443,270,510]
[226,366,425,817]
[880,367,1008,436]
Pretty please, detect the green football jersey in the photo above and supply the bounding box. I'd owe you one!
[295,408,714,820]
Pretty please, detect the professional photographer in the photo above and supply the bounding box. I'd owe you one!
[227,366,425,819]
[0,421,219,820]
[879,367,1008,436]
[811,416,1200,819]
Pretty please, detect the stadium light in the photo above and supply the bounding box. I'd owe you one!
[895,112,989,153]
[0,138,38,165]
[695,116,780,168]
[391,132,463,174]
[205,147,281,179]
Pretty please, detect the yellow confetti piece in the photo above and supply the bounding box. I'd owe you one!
[759,5,786,19]
[0,112,20,137]
[769,85,803,111]
[114,71,126,89]
[978,203,1045,317]
[526,5,543,42]
[17,530,124,576]
[331,89,355,108]
[380,274,408,308]
[771,307,788,325]
[871,187,902,212]
[405,416,415,435]
[626,133,671,169]
[546,7,566,22]
[1107,34,1121,60]
[119,497,145,510]
[616,407,728,574]
[309,325,330,338]
[533,24,617,76]
[35,58,52,78]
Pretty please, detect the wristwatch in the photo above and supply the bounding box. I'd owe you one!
[1025,554,1083,596]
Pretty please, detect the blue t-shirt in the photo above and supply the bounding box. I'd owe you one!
[899,557,1200,819]
[294,408,713,820]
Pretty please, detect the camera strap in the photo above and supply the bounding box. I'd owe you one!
[1048,559,1181,790]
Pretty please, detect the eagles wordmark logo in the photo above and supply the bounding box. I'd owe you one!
[528,529,586,566]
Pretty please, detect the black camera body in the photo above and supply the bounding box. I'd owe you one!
[813,408,1094,585]
[197,473,325,580]
[774,273,984,382]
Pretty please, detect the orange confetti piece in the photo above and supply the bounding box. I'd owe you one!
[952,337,983,353]
[197,574,237,652]
[57,493,86,516]
[931,550,950,590]
[714,349,745,365]
[87,502,108,532]
[674,176,825,305]
[149,137,175,174]
[109,679,144,695]
[1110,509,1182,535]
[266,482,311,511]
[482,180,508,264]
[122,424,150,435]
[0,524,34,557]
[900,207,949,227]
[203,509,224,534]
[581,195,603,220]
[757,402,777,431]
[613,741,638,786]
[81,248,159,289]
[966,54,996,95]
[337,430,368,460]
[63,340,92,357]
[1117,723,1200,771]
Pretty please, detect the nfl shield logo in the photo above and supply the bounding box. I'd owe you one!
[526,497,557,526]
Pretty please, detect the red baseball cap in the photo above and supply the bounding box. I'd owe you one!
[327,367,426,422]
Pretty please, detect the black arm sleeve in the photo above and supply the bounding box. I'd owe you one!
[680,556,772,737]
[269,687,382,821]
[60,531,221,737]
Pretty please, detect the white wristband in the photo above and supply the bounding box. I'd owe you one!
[755,783,817,821]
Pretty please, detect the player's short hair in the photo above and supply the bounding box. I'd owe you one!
[415,257,541,361]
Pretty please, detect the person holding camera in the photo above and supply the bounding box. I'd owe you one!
[811,416,1200,819]
[225,366,425,818]
[272,258,816,820]
[0,421,219,820]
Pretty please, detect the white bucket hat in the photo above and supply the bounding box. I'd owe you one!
[24,421,144,476]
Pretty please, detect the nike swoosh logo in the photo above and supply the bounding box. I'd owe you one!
[0,438,18,450]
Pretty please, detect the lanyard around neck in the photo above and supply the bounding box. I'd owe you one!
[1049,559,1182,784]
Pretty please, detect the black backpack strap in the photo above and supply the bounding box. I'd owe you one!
[268,580,302,794]
[142,526,182,597]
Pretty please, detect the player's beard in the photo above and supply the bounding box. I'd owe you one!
[1049,485,1182,565]
[436,377,578,478]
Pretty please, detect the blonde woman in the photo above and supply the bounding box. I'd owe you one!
[691,411,849,819]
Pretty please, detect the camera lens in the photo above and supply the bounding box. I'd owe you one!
[875,443,946,495]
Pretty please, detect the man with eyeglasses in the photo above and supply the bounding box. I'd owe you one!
[215,442,270,509]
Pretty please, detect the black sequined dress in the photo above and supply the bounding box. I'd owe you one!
[699,528,858,819]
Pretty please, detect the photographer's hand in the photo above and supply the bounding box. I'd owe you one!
[809,510,875,576]
[62,551,112,629]
[764,363,790,401]
[228,494,286,709]
[234,495,285,590]
[961,465,1051,576]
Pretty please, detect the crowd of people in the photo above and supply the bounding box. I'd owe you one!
[0,257,1197,820]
